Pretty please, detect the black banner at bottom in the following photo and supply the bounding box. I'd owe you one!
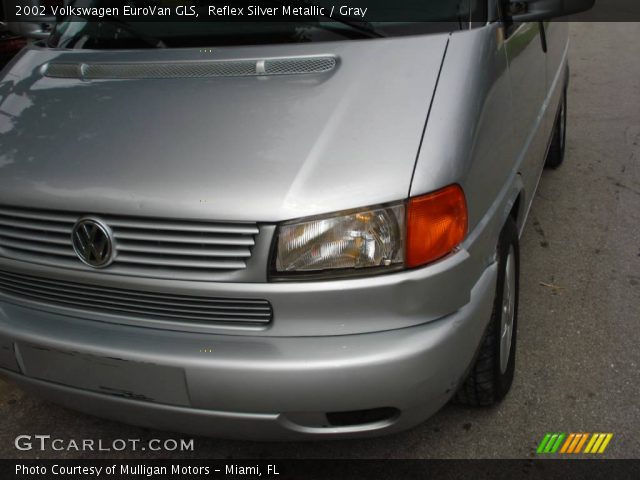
[2,459,640,480]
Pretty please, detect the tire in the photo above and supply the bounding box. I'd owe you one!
[454,218,520,406]
[544,88,567,169]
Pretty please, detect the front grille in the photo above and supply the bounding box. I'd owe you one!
[0,269,272,325]
[0,205,259,280]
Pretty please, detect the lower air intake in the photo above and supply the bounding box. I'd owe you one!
[0,269,273,326]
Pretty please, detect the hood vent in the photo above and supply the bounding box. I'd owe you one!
[43,56,337,79]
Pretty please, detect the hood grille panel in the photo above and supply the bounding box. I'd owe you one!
[0,205,259,281]
[43,56,336,79]
[0,269,272,325]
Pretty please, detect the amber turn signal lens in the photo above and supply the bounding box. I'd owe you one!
[406,184,468,268]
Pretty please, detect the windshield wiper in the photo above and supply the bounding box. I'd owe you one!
[327,14,386,38]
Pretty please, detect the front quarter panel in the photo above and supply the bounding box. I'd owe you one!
[411,24,520,278]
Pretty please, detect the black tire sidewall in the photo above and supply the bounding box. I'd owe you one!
[545,89,567,169]
[559,90,567,159]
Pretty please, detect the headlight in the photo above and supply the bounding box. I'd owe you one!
[274,204,405,276]
[272,184,467,279]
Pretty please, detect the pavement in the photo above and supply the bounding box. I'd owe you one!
[1,22,639,459]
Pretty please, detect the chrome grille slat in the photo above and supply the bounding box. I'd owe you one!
[116,242,251,258]
[112,230,255,246]
[0,207,78,223]
[105,218,259,235]
[0,226,71,245]
[0,205,259,280]
[0,236,76,257]
[116,253,247,269]
[0,270,273,325]
[0,253,243,281]
[0,217,72,234]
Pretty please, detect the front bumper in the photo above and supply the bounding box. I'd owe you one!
[0,264,496,440]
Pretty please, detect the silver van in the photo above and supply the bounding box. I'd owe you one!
[0,0,595,439]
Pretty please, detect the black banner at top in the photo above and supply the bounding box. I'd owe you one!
[4,0,640,23]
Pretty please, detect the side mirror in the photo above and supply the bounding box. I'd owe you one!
[508,0,596,22]
[4,19,55,40]
[2,0,55,40]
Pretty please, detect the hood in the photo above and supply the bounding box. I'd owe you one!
[0,35,448,222]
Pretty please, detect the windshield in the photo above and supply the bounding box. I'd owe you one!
[48,1,488,49]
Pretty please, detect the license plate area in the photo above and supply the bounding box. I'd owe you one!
[16,343,190,406]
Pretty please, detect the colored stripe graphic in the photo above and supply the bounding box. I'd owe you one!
[537,434,553,454]
[574,433,589,453]
[550,434,566,453]
[538,433,613,455]
[598,434,614,453]
[560,433,576,453]
[537,433,565,453]
[585,433,614,454]
[584,433,599,453]
[544,434,559,453]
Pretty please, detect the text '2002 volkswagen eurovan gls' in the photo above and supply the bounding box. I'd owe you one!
[0,0,595,439]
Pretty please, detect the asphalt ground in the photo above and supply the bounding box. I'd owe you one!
[1,22,639,459]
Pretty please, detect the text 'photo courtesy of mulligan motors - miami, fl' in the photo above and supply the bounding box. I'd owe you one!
[0,1,639,479]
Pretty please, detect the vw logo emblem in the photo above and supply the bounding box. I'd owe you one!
[71,217,115,268]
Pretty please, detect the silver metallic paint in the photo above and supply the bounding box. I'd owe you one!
[0,36,448,222]
[0,17,569,437]
[0,262,497,439]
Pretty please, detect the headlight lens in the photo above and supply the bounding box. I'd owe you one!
[274,204,405,275]
[272,184,468,279]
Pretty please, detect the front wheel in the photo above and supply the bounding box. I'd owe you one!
[454,218,520,406]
